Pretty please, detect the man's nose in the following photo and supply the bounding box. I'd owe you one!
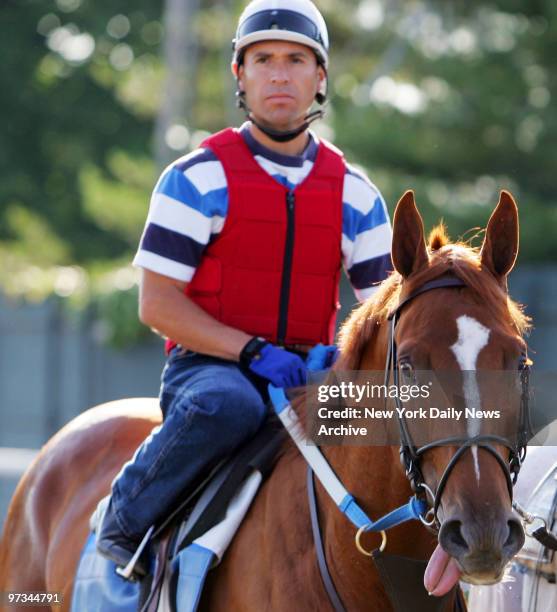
[270,66,289,84]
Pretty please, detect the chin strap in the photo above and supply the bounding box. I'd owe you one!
[236,90,325,143]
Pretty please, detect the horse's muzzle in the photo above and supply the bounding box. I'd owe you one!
[438,513,525,583]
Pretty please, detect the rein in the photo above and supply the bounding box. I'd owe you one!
[269,384,427,612]
[268,385,428,539]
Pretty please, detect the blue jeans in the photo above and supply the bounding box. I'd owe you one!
[110,350,268,539]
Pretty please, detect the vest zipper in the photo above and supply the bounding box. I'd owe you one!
[277,190,296,344]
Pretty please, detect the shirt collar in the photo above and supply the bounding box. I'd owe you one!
[239,121,318,168]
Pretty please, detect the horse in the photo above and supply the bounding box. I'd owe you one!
[0,189,531,611]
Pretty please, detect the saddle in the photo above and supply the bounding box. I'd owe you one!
[71,414,287,612]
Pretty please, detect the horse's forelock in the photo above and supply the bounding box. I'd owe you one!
[428,223,449,251]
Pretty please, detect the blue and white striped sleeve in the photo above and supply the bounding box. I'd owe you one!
[341,165,393,302]
[133,148,228,282]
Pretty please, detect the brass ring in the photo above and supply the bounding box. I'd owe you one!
[419,507,437,528]
[355,525,387,555]
[416,482,436,505]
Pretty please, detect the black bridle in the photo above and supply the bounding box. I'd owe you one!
[384,275,532,528]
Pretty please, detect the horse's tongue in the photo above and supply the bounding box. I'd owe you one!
[424,544,462,597]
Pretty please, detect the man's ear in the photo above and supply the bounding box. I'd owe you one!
[236,63,245,91]
[317,65,326,96]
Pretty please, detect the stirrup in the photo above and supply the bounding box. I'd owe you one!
[115,525,155,581]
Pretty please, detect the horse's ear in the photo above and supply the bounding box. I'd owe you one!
[480,190,519,279]
[391,190,429,278]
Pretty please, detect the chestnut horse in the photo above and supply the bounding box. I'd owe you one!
[0,190,531,610]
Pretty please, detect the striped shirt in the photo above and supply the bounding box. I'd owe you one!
[134,123,392,302]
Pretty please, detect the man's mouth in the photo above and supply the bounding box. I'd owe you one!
[266,94,294,101]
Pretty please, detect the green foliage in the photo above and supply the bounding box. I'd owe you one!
[94,282,150,348]
[2,0,557,346]
[3,203,70,265]
[0,0,161,266]
[79,153,154,246]
[325,1,557,261]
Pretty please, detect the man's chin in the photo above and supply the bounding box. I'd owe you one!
[251,110,308,131]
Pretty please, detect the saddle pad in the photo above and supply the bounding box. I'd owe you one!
[71,531,141,612]
[164,470,264,612]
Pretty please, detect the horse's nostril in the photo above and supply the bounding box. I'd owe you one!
[503,518,525,554]
[439,520,469,557]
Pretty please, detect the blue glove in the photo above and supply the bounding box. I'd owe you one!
[305,343,339,371]
[248,344,307,388]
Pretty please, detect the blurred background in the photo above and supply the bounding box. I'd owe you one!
[1,0,556,528]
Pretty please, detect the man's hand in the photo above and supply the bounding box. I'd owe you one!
[305,343,339,371]
[242,339,307,388]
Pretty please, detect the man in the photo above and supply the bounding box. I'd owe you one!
[96,0,392,575]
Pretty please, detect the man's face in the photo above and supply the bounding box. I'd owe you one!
[236,40,325,130]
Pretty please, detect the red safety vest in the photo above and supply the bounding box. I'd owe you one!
[165,127,344,353]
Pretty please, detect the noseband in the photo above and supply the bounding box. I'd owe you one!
[385,275,532,528]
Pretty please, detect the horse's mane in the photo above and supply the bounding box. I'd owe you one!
[337,224,531,371]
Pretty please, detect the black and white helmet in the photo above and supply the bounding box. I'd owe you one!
[232,0,329,69]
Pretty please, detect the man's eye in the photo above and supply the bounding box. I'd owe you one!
[256,57,267,63]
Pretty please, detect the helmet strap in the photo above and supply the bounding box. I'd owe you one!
[236,89,326,143]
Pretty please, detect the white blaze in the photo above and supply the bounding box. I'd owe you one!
[450,315,490,483]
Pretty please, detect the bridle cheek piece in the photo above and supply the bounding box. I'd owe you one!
[384,275,532,530]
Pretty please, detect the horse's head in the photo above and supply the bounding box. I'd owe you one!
[388,190,528,585]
